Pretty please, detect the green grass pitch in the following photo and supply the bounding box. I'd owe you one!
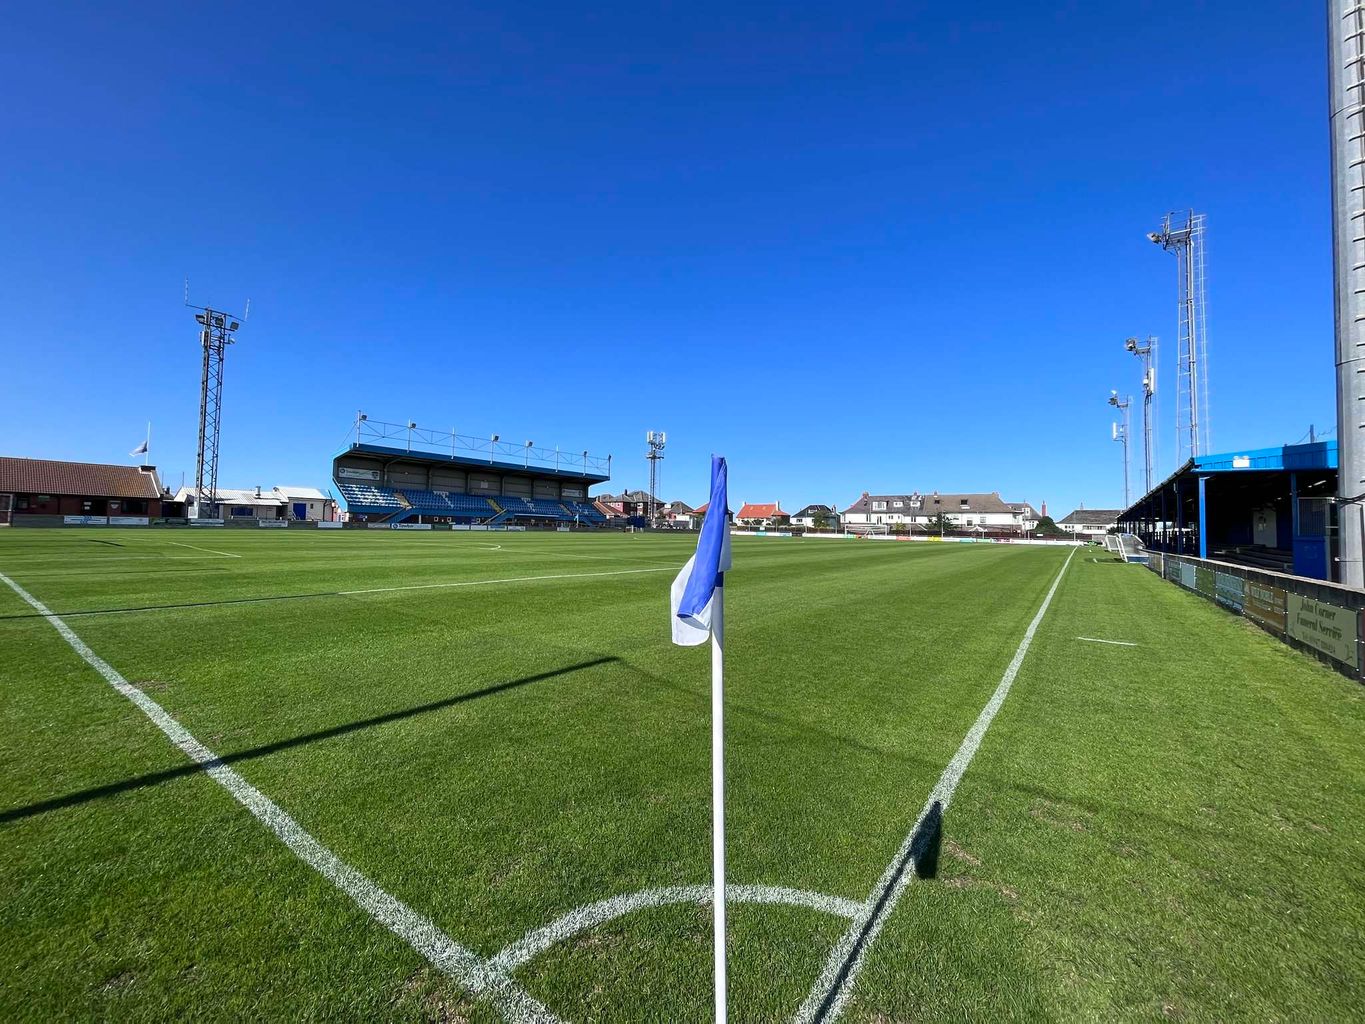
[2,529,1364,1022]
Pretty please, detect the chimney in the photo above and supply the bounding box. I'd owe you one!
[1041,500,1048,517]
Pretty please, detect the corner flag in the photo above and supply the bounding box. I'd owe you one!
[670,455,731,1022]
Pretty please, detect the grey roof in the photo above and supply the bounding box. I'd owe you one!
[1058,509,1123,526]
[841,491,1016,516]
[792,503,837,517]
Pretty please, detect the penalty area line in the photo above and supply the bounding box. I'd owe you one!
[1075,636,1137,647]
[794,546,1077,1024]
[0,570,559,1024]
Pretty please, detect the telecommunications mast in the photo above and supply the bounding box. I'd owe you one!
[1108,390,1132,509]
[1149,212,1209,462]
[1125,336,1158,494]
[646,431,666,524]
[186,293,246,519]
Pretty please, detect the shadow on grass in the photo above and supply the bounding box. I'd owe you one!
[1,656,618,825]
[812,800,943,1021]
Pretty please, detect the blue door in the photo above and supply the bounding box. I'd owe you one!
[293,502,308,520]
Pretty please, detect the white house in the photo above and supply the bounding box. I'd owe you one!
[789,503,840,530]
[1057,508,1121,539]
[841,491,1038,533]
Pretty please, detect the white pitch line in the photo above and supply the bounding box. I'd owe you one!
[338,566,674,596]
[1075,636,1137,647]
[0,571,559,1024]
[491,884,863,976]
[794,546,1077,1024]
[169,541,242,558]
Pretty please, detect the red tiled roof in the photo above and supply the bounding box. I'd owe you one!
[0,457,162,499]
[736,502,786,519]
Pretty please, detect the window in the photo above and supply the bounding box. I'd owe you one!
[960,499,970,509]
[893,500,903,508]
[872,501,887,511]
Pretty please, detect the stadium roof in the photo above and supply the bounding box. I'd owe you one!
[842,491,1016,515]
[1058,509,1122,526]
[0,457,162,498]
[339,441,611,484]
[736,502,787,519]
[1118,440,1338,522]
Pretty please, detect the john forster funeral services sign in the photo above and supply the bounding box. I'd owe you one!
[1287,595,1359,667]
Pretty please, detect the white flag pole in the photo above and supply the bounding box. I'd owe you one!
[711,576,727,1023]
[144,422,151,466]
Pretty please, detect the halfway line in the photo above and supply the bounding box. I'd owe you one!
[169,541,242,558]
[794,546,1077,1024]
[0,570,559,1024]
[338,566,674,596]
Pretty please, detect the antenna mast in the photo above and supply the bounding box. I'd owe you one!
[1125,336,1158,494]
[1149,212,1209,463]
[1108,391,1132,508]
[646,431,666,525]
[186,296,244,519]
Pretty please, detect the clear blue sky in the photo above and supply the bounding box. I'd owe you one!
[0,2,1331,514]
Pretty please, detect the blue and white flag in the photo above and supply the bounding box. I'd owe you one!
[671,455,732,646]
[130,439,148,457]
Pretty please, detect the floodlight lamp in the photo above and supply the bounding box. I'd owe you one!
[358,413,367,421]
[195,313,207,325]
[491,434,500,442]
[1124,337,1137,352]
[525,440,533,447]
[582,450,589,457]
[229,321,239,331]
[408,421,417,429]
[1147,232,1161,243]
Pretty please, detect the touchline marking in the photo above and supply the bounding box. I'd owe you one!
[0,571,559,1024]
[794,546,1077,1024]
[1075,636,1137,647]
[168,541,242,558]
[491,884,863,976]
[338,566,675,596]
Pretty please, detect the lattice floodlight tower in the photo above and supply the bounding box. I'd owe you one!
[646,431,666,523]
[1108,390,1132,509]
[188,300,245,519]
[1330,0,1365,587]
[1148,212,1210,464]
[1125,335,1158,494]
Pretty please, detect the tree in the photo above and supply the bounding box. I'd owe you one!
[923,510,952,535]
[812,510,832,531]
[1033,515,1064,537]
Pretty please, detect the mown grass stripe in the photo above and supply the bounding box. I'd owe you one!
[794,546,1077,1024]
[0,570,559,1024]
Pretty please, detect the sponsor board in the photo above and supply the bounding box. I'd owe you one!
[506,526,527,532]
[338,467,381,481]
[1179,562,1197,590]
[189,518,225,527]
[1244,582,1289,632]
[1214,572,1245,612]
[1164,556,1181,582]
[450,524,471,531]
[1287,595,1360,667]
[257,520,289,528]
[317,521,343,529]
[1194,566,1216,598]
[391,523,432,531]
[63,515,107,525]
[557,525,570,532]
[470,525,489,531]
[109,516,150,526]
[1148,552,1164,576]
[562,488,584,498]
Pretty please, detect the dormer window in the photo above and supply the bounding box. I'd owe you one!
[872,500,887,511]
[892,500,903,508]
